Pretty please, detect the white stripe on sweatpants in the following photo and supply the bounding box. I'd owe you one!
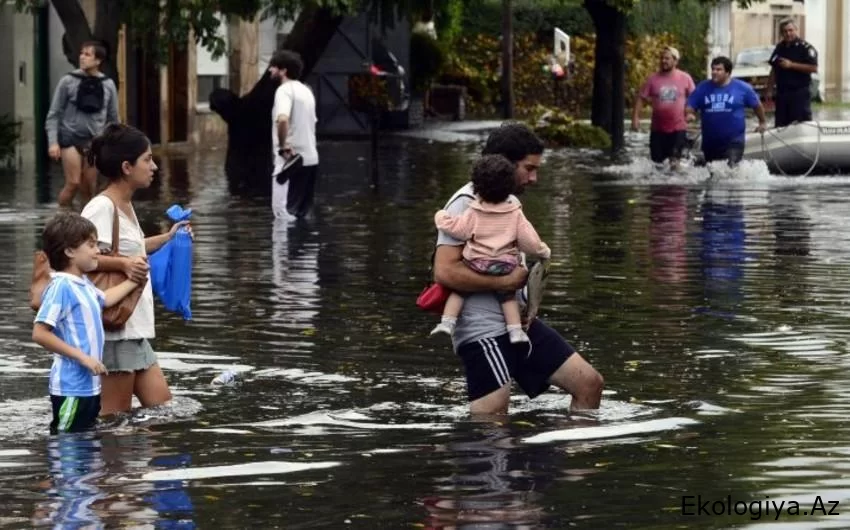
[479,338,509,387]
[485,338,511,381]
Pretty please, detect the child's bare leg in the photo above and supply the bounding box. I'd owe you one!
[501,298,530,343]
[441,292,464,319]
[430,292,464,337]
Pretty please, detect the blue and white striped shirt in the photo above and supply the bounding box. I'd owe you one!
[34,272,106,397]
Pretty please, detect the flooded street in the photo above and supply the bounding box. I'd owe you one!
[4,125,850,528]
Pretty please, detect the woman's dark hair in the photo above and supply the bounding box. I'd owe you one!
[471,154,516,204]
[482,122,544,163]
[87,123,151,180]
[42,212,97,271]
[269,50,304,79]
[81,40,107,63]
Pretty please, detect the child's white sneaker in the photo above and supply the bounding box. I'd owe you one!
[507,325,530,343]
[430,322,455,337]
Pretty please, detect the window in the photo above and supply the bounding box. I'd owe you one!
[773,15,803,42]
[197,75,228,105]
[196,13,229,109]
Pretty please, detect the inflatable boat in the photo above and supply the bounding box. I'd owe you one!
[741,121,850,176]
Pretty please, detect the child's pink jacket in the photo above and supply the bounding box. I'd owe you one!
[435,196,551,263]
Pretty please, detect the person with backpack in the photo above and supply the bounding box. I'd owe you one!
[45,41,119,209]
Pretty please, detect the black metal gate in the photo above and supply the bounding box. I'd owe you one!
[306,11,410,136]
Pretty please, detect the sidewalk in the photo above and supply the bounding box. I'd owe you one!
[392,120,504,143]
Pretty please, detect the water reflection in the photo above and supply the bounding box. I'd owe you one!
[422,426,546,529]
[768,191,813,308]
[270,218,320,332]
[699,189,747,315]
[99,431,196,527]
[32,432,106,528]
[28,428,198,528]
[649,186,688,286]
[144,453,197,529]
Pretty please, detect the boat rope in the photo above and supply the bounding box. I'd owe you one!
[760,120,822,178]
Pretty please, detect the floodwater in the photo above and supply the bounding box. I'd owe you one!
[4,122,850,528]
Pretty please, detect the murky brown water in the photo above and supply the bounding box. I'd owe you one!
[4,127,850,528]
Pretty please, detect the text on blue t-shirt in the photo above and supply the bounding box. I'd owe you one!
[687,78,760,151]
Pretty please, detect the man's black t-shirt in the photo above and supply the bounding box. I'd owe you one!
[768,39,818,92]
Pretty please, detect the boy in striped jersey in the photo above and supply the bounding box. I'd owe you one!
[32,212,140,434]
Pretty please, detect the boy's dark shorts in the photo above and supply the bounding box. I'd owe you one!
[50,395,101,435]
[455,319,576,401]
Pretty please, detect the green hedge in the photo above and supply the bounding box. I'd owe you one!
[459,0,710,82]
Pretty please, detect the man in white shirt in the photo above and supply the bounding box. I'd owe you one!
[269,50,319,219]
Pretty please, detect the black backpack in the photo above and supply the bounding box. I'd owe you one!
[71,73,105,113]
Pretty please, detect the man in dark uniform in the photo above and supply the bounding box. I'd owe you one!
[766,18,818,127]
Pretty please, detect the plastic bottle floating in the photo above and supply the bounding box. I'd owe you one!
[211,370,237,386]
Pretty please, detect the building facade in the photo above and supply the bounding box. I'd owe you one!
[707,0,805,76]
[805,0,850,102]
[0,4,36,168]
[708,0,850,103]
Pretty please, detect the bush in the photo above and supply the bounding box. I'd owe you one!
[458,0,711,82]
[440,31,681,118]
[439,33,502,114]
[433,0,464,46]
[0,114,20,166]
[529,105,611,150]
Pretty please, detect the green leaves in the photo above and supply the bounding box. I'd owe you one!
[593,0,761,13]
[602,0,638,13]
[530,105,612,149]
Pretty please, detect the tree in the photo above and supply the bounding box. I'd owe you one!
[5,0,428,193]
[6,0,371,87]
[211,0,434,195]
[583,0,627,152]
[583,0,761,153]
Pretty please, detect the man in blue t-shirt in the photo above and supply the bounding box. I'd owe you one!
[686,56,767,166]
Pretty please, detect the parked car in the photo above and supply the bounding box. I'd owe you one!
[732,46,821,102]
[732,46,772,94]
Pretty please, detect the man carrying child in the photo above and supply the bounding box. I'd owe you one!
[431,123,604,415]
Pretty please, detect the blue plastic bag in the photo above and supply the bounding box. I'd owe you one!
[149,205,193,320]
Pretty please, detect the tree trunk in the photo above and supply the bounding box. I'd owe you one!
[584,0,627,153]
[52,0,125,88]
[501,0,513,119]
[228,15,261,97]
[93,0,124,85]
[210,6,343,196]
[609,7,626,152]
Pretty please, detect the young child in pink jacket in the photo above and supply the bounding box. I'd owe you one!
[432,154,551,343]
